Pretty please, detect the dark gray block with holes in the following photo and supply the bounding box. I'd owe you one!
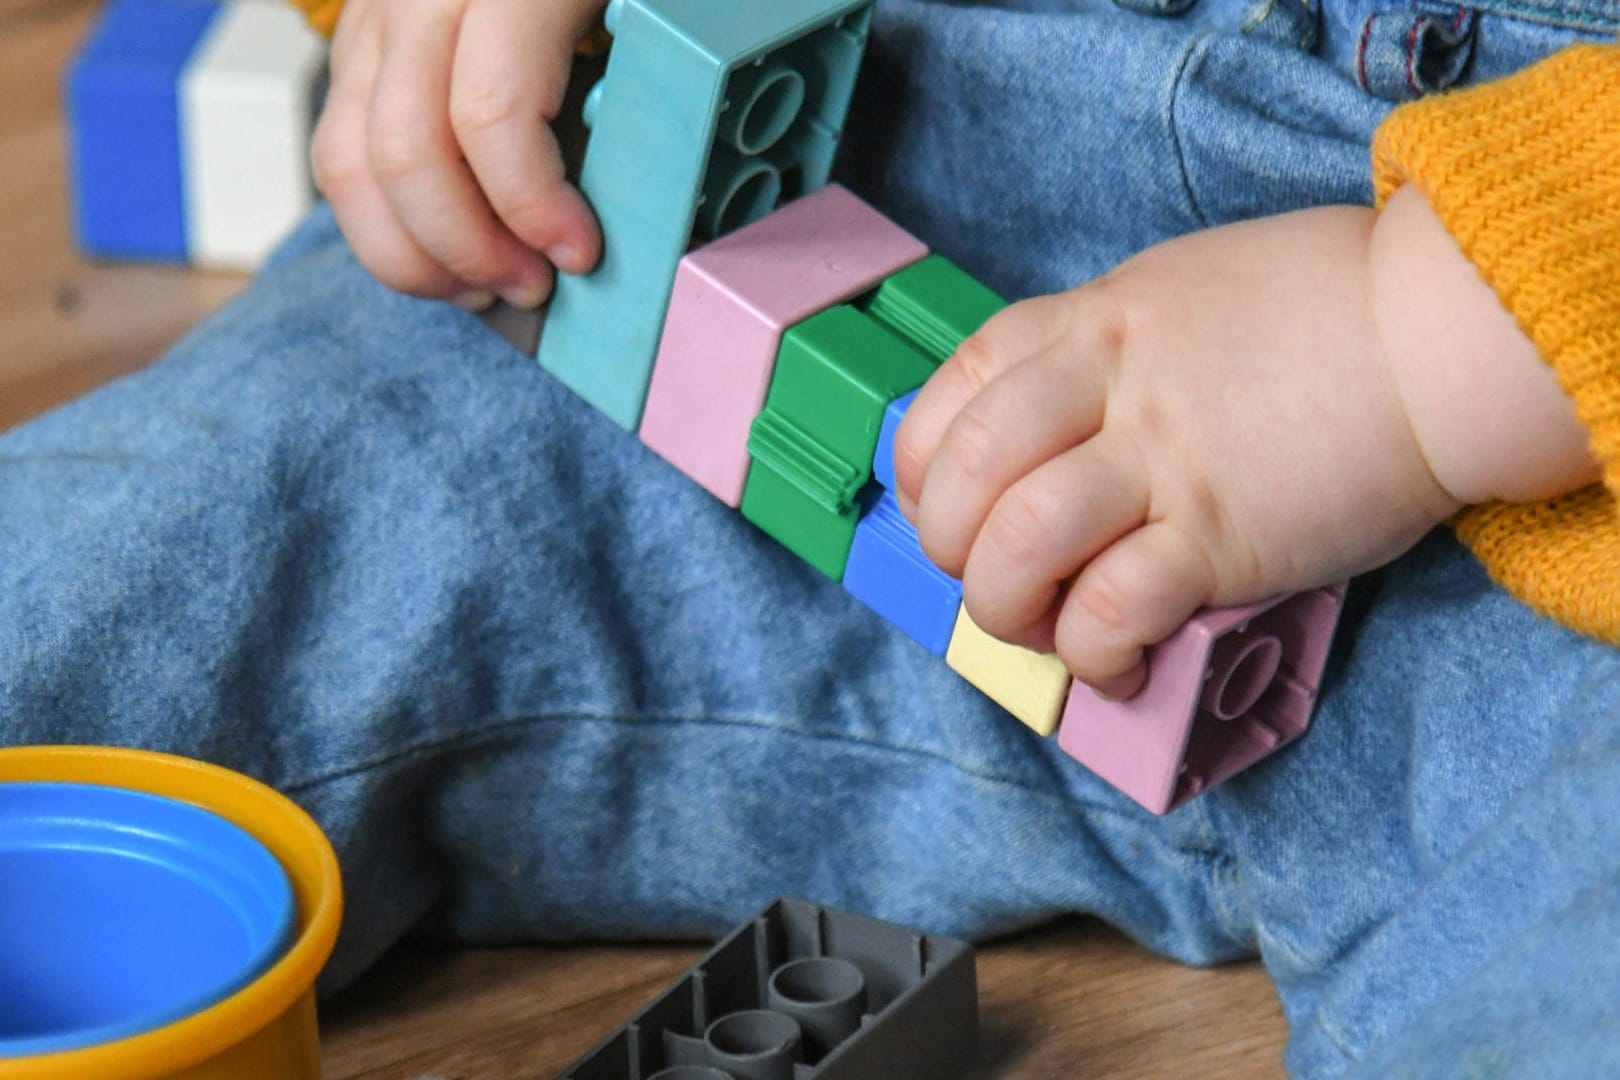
[560,897,979,1079]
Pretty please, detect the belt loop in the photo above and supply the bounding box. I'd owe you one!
[1354,5,1478,101]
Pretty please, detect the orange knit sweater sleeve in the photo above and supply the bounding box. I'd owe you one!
[1372,44,1620,642]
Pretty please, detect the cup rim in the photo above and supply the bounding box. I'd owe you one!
[0,746,342,1079]
[0,780,299,1056]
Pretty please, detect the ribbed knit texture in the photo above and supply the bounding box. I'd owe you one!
[1373,44,1620,642]
[286,0,344,36]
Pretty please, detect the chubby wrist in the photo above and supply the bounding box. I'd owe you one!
[1367,184,1598,506]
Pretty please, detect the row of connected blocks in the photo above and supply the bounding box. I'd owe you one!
[64,0,1344,816]
[541,0,1346,816]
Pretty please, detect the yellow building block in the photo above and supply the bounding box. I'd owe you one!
[945,608,1072,736]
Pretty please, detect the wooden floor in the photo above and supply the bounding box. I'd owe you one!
[0,1,1289,1075]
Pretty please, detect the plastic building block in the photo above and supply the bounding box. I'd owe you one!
[945,608,1072,737]
[561,897,979,1079]
[871,389,917,493]
[1057,585,1347,815]
[539,0,876,430]
[65,0,324,268]
[741,306,936,580]
[640,185,928,507]
[65,0,223,262]
[845,390,964,657]
[864,255,1008,364]
[179,0,324,269]
[844,492,962,657]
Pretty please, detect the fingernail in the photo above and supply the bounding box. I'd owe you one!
[546,244,586,275]
[499,282,551,310]
[451,290,497,312]
[1093,661,1148,704]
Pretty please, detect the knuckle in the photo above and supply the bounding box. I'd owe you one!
[951,332,1003,395]
[368,123,436,183]
[311,121,363,200]
[450,82,527,143]
[1070,562,1142,641]
[983,486,1055,567]
[941,408,1003,484]
[1084,272,1135,361]
[312,154,362,203]
[892,427,929,488]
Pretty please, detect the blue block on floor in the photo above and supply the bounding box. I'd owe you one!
[539,0,876,430]
[845,491,961,657]
[872,388,918,493]
[65,0,223,262]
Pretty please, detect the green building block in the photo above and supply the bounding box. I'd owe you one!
[864,254,1008,363]
[742,305,938,579]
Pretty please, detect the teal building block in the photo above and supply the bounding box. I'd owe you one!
[538,0,875,431]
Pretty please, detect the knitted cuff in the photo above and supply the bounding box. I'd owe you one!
[1372,44,1620,641]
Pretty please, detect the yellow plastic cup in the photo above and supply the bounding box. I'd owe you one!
[0,746,343,1079]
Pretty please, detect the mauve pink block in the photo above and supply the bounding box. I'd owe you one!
[1056,585,1347,815]
[638,184,928,506]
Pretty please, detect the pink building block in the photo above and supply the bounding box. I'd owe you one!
[1057,585,1347,816]
[638,184,928,506]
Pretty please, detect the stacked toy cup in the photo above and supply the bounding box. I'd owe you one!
[0,746,342,1078]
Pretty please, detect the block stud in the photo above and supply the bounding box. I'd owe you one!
[1199,631,1284,721]
[767,956,866,1061]
[698,149,783,241]
[718,60,807,155]
[582,79,605,129]
[705,1009,803,1080]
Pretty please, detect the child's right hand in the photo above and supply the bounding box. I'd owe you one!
[893,191,1595,701]
[311,0,607,310]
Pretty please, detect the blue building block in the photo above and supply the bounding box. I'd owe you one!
[845,492,963,658]
[539,0,876,431]
[65,0,222,262]
[850,387,963,656]
[872,388,918,493]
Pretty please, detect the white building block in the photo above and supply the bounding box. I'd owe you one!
[180,1,326,269]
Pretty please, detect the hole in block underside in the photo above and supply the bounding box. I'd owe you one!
[1176,592,1338,804]
[692,11,870,244]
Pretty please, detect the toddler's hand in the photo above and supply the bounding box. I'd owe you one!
[895,207,1465,699]
[311,0,606,309]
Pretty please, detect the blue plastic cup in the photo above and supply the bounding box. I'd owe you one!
[0,781,296,1057]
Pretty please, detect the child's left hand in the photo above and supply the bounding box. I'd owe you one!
[894,205,1467,700]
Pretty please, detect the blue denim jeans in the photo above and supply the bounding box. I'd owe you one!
[5,0,1619,1074]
